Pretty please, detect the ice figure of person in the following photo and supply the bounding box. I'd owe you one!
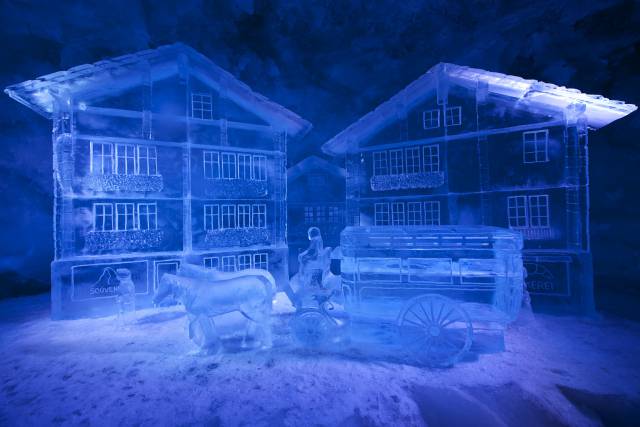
[298,227,326,288]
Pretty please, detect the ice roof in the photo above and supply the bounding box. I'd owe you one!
[322,63,637,155]
[4,43,312,138]
[287,155,346,181]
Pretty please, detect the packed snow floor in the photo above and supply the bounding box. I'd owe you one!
[1,294,639,427]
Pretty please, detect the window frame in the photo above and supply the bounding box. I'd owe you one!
[237,204,252,228]
[204,204,220,231]
[203,151,220,179]
[136,145,158,176]
[423,144,440,173]
[252,155,267,181]
[203,256,219,270]
[221,255,236,272]
[445,106,462,127]
[424,201,441,226]
[93,203,114,231]
[221,152,237,180]
[374,203,390,226]
[405,146,421,174]
[391,202,405,225]
[373,151,388,176]
[237,153,252,180]
[523,129,549,164]
[191,92,213,120]
[389,149,404,175]
[221,204,237,229]
[237,254,252,271]
[253,253,268,271]
[90,141,113,175]
[252,204,267,229]
[422,109,440,129]
[115,144,136,175]
[407,202,423,226]
[137,203,158,230]
[115,203,136,231]
[528,194,550,228]
[507,196,529,228]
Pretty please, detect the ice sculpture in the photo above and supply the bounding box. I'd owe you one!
[321,63,637,314]
[115,268,136,326]
[338,225,524,366]
[4,43,311,319]
[154,263,275,352]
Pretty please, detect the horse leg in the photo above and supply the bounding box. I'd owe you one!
[189,314,220,356]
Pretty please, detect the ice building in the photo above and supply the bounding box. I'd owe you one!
[5,43,311,319]
[287,156,345,275]
[322,63,636,313]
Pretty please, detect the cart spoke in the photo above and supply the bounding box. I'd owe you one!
[408,308,429,327]
[418,302,433,324]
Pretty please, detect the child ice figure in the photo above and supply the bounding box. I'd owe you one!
[298,227,325,289]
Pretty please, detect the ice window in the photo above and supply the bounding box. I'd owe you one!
[94,203,113,231]
[373,151,388,176]
[507,196,528,228]
[221,153,237,179]
[221,256,236,272]
[523,130,549,163]
[203,151,220,179]
[204,204,220,231]
[445,106,462,126]
[424,201,440,225]
[315,206,326,223]
[529,195,550,228]
[137,203,157,230]
[115,203,135,231]
[237,204,251,228]
[374,203,390,226]
[389,149,404,175]
[304,206,314,224]
[422,109,440,129]
[407,202,423,225]
[90,142,113,175]
[238,153,252,180]
[358,258,401,282]
[405,147,421,173]
[237,254,252,271]
[115,144,136,175]
[328,206,342,223]
[137,145,157,176]
[391,202,405,225]
[203,256,219,270]
[252,155,267,181]
[423,144,440,173]
[191,93,213,120]
[408,258,452,284]
[221,205,236,229]
[252,204,266,228]
[253,253,268,270]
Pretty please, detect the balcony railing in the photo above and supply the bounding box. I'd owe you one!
[85,229,164,253]
[204,179,269,198]
[205,227,270,247]
[84,173,164,193]
[370,172,445,191]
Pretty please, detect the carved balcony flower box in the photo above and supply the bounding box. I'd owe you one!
[205,227,270,247]
[85,229,164,253]
[204,179,268,199]
[84,174,164,193]
[370,172,445,191]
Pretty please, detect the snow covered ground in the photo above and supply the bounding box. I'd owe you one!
[1,294,639,427]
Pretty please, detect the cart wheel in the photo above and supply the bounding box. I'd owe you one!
[292,309,332,347]
[397,295,473,367]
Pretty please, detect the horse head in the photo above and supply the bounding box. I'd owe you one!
[153,273,175,306]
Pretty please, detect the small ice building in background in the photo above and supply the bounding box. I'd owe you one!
[287,156,345,276]
[322,63,636,314]
[5,43,311,319]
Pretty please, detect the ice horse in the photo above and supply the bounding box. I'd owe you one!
[154,263,275,353]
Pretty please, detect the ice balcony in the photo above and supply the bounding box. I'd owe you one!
[204,228,270,247]
[85,229,164,253]
[84,173,164,193]
[370,171,445,191]
[203,179,269,199]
